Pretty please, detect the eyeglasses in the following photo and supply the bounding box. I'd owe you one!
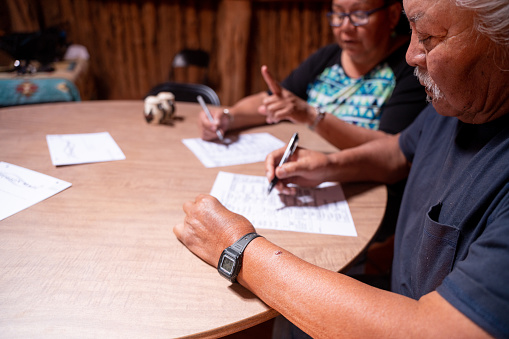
[326,3,390,27]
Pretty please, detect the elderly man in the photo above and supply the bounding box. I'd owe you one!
[174,0,509,337]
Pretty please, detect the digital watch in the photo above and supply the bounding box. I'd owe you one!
[217,232,262,283]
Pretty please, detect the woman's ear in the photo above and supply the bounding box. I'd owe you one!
[388,2,403,30]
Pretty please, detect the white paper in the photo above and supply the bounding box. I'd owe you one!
[46,132,126,166]
[0,162,72,221]
[182,133,285,167]
[210,171,357,236]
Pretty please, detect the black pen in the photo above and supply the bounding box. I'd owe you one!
[267,132,299,195]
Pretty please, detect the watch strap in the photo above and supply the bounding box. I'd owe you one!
[229,232,261,255]
[218,232,262,282]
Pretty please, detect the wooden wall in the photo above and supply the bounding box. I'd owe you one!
[1,0,333,105]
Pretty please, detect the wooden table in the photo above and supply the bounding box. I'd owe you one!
[0,101,386,338]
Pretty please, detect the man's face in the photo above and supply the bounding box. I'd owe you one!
[404,0,502,123]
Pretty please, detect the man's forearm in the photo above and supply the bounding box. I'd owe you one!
[238,237,489,338]
[315,113,389,150]
[325,134,410,184]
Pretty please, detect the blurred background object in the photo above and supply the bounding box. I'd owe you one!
[0,26,68,73]
[170,49,210,87]
[0,0,332,105]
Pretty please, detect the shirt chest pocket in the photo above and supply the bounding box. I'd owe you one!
[412,203,461,297]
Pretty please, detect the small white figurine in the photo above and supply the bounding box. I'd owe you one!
[143,92,176,124]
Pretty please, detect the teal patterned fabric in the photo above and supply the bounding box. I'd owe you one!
[0,78,81,107]
[307,62,396,130]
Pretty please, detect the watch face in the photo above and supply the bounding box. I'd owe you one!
[220,255,235,274]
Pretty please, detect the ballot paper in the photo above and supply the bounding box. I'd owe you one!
[0,162,72,221]
[182,133,285,167]
[46,132,126,166]
[210,171,357,236]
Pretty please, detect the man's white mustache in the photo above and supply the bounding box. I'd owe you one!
[414,67,444,102]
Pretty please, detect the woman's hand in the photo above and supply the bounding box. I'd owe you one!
[258,65,316,125]
[173,194,256,266]
[198,108,232,141]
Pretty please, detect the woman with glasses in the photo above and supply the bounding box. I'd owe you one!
[200,0,427,290]
[199,0,427,272]
[199,0,427,151]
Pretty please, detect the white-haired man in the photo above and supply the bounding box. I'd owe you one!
[174,0,509,337]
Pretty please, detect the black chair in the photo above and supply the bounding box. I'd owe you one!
[145,81,220,106]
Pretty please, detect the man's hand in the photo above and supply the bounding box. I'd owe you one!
[173,194,256,266]
[265,146,333,194]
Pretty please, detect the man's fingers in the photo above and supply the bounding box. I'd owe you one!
[276,158,302,180]
[261,65,282,96]
[265,147,286,179]
[173,223,183,238]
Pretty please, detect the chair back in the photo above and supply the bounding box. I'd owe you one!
[169,49,210,85]
[171,49,209,68]
[146,82,220,106]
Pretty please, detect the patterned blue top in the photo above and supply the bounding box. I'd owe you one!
[307,63,396,130]
[280,43,426,134]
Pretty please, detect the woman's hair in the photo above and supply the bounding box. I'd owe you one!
[456,0,509,47]
[389,0,410,35]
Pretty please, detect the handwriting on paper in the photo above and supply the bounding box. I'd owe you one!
[210,171,356,236]
[46,132,125,166]
[182,133,285,167]
[0,162,71,221]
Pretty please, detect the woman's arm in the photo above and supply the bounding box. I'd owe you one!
[198,91,268,140]
[227,92,270,130]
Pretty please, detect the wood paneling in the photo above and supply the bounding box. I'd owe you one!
[2,0,332,105]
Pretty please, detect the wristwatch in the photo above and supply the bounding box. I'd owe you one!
[217,232,262,283]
